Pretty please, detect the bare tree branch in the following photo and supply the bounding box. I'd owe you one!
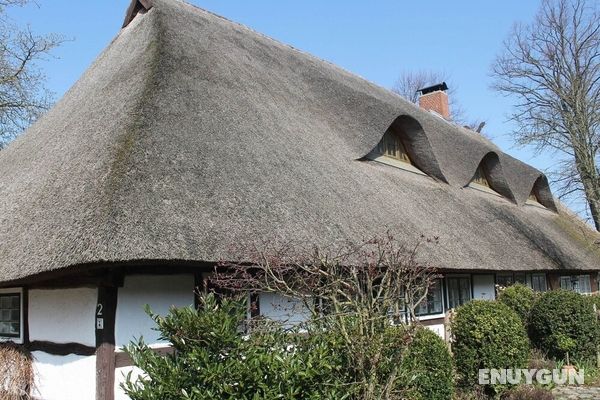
[391,69,490,138]
[0,0,63,149]
[492,0,600,230]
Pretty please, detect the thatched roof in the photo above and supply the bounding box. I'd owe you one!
[0,0,598,284]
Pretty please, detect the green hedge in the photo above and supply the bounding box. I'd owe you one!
[399,327,454,400]
[529,290,600,361]
[452,301,530,392]
[498,284,537,323]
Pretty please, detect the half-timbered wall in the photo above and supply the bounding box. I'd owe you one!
[28,288,98,400]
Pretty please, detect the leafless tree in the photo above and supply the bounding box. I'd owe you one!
[492,0,600,230]
[210,233,440,400]
[0,0,63,149]
[392,69,487,134]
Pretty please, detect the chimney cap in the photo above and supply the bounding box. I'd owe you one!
[417,82,448,95]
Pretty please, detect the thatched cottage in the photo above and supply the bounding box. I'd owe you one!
[0,0,599,398]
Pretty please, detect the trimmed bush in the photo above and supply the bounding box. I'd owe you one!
[399,327,454,400]
[452,301,530,392]
[498,284,537,322]
[529,290,600,361]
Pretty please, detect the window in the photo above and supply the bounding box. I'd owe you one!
[530,274,547,292]
[376,129,413,164]
[416,279,443,316]
[496,273,514,288]
[527,191,540,203]
[471,165,490,188]
[515,273,527,285]
[0,293,21,338]
[560,275,592,294]
[447,277,471,309]
[497,273,527,288]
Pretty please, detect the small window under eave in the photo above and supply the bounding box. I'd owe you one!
[526,190,547,209]
[370,129,426,175]
[468,164,502,196]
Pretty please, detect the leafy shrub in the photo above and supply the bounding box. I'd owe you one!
[399,327,454,400]
[452,301,530,393]
[500,385,554,400]
[498,284,537,322]
[122,293,351,400]
[587,294,600,313]
[529,290,600,361]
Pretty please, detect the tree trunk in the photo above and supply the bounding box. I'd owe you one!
[572,142,600,231]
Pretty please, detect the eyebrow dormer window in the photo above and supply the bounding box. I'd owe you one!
[376,129,413,165]
[468,163,502,197]
[471,165,490,187]
[526,189,546,208]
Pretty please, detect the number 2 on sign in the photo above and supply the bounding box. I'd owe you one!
[97,303,103,316]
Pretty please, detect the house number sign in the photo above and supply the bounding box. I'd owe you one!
[96,303,104,330]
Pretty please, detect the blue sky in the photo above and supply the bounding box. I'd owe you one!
[11,0,575,208]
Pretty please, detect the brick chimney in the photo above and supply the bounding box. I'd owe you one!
[418,82,450,120]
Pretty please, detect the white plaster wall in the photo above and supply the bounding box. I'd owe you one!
[29,288,97,346]
[425,324,445,340]
[115,274,194,348]
[259,293,310,327]
[32,351,96,400]
[472,275,496,301]
[115,365,145,400]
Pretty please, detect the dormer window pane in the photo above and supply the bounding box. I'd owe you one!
[377,130,412,164]
[472,165,490,187]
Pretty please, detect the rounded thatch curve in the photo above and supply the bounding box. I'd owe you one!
[530,175,558,211]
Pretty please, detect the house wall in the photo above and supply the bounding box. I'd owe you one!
[114,274,195,347]
[259,292,310,327]
[472,274,495,301]
[27,288,97,400]
[114,274,195,400]
[32,351,96,400]
[29,288,97,345]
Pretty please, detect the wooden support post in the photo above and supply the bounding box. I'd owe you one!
[96,285,118,400]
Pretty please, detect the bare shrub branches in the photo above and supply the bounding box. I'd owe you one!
[209,233,441,400]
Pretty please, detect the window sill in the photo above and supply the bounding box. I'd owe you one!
[467,182,503,197]
[368,155,427,176]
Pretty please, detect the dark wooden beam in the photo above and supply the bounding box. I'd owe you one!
[22,287,29,345]
[27,341,96,356]
[96,285,118,400]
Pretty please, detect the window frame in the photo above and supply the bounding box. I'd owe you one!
[376,129,413,165]
[415,279,444,317]
[446,276,472,310]
[530,273,547,292]
[560,275,592,294]
[0,288,23,344]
